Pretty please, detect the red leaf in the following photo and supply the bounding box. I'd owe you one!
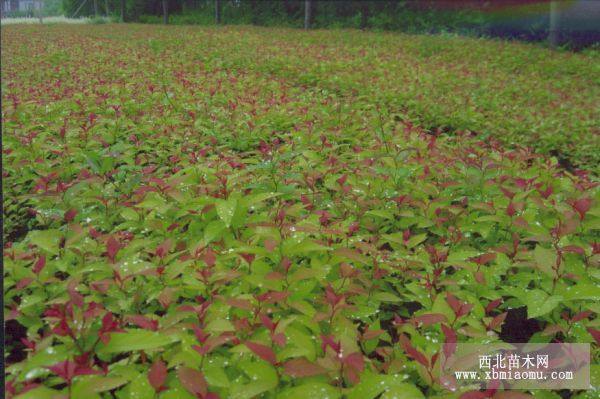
[399,334,428,367]
[47,361,76,383]
[571,310,593,322]
[259,314,276,332]
[587,328,600,345]
[155,239,173,259]
[459,391,489,399]
[493,392,534,399]
[344,366,361,386]
[441,324,457,344]
[348,221,359,235]
[343,352,365,373]
[21,337,36,350]
[47,360,100,384]
[201,248,216,267]
[148,359,167,391]
[343,352,365,385]
[506,202,516,217]
[446,292,462,315]
[537,185,553,199]
[193,325,210,343]
[474,270,486,285]
[196,332,236,355]
[325,284,342,307]
[470,253,496,265]
[488,312,507,330]
[562,245,585,255]
[73,364,101,378]
[16,277,34,289]
[64,208,77,223]
[500,187,515,200]
[282,358,327,378]
[458,303,474,318]
[32,255,46,274]
[362,328,384,341]
[245,341,277,365]
[226,298,254,311]
[98,312,124,343]
[266,271,285,280]
[513,216,529,229]
[90,279,111,293]
[485,298,503,314]
[340,262,359,278]
[264,238,278,252]
[272,333,286,347]
[240,253,255,264]
[106,236,120,264]
[178,367,208,398]
[321,334,341,354]
[89,227,101,239]
[67,280,84,308]
[571,198,592,220]
[441,323,457,360]
[52,319,72,336]
[446,292,473,318]
[256,290,288,304]
[84,302,104,320]
[411,313,447,326]
[127,315,158,331]
[281,257,292,273]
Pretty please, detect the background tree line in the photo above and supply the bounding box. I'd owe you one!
[60,1,399,27]
[47,1,599,50]
[57,0,498,31]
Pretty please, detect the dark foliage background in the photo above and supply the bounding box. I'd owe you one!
[51,0,599,50]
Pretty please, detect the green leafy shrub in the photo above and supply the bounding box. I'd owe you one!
[2,24,599,399]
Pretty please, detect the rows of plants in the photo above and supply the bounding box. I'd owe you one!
[72,24,600,171]
[187,25,600,172]
[2,24,599,399]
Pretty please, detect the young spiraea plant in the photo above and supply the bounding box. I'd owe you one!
[2,24,598,399]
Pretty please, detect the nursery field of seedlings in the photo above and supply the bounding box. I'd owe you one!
[2,24,599,399]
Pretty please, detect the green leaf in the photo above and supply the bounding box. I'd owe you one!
[241,192,282,207]
[216,197,238,228]
[204,361,230,388]
[277,382,340,399]
[347,372,423,399]
[365,210,394,220]
[556,284,600,301]
[534,245,557,276]
[284,325,317,361]
[120,372,154,399]
[18,345,70,382]
[205,318,235,333]
[380,385,425,399]
[282,239,330,256]
[405,233,427,249]
[28,229,61,255]
[524,290,563,319]
[120,208,139,221]
[137,192,168,210]
[159,386,196,399]
[98,330,179,354]
[372,292,402,303]
[204,220,226,243]
[72,376,128,398]
[230,360,278,399]
[14,386,63,399]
